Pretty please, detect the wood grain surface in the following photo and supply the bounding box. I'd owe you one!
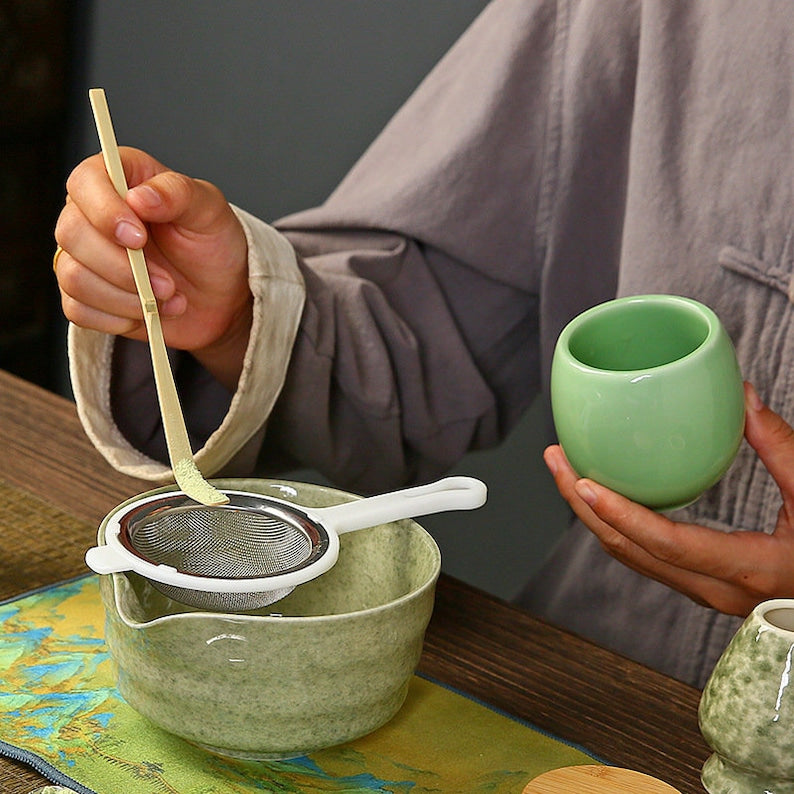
[0,370,710,793]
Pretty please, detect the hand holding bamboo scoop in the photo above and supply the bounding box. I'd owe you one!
[88,88,228,506]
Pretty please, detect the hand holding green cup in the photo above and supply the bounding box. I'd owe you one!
[551,295,745,511]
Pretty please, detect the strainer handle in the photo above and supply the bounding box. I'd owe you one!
[85,544,134,574]
[314,476,487,535]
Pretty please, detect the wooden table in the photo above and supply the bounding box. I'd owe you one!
[0,369,710,793]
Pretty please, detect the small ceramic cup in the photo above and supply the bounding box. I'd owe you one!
[699,599,794,794]
[551,294,745,510]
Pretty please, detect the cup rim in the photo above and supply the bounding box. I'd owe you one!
[755,598,794,638]
[556,294,720,376]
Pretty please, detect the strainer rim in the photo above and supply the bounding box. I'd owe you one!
[107,522,441,627]
[97,479,442,625]
[97,489,342,592]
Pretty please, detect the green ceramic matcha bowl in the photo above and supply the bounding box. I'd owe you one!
[551,294,745,511]
[98,478,441,760]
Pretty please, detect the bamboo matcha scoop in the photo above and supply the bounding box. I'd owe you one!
[89,88,228,506]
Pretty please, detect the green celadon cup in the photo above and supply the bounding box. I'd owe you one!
[551,294,745,511]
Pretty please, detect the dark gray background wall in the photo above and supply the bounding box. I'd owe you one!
[69,0,570,600]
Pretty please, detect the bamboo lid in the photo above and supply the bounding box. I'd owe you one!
[523,765,681,793]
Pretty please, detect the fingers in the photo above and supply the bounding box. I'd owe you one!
[545,383,794,617]
[62,147,224,244]
[63,149,151,248]
[55,146,248,362]
[576,478,784,614]
[54,240,141,336]
[545,441,759,579]
[544,445,685,568]
[571,475,739,578]
[544,445,607,531]
[54,199,178,318]
[126,173,232,238]
[743,382,794,524]
[58,145,237,264]
[543,444,781,615]
[60,288,142,338]
[55,147,223,331]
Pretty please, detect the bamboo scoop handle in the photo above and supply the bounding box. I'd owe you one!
[523,766,681,793]
[88,88,228,506]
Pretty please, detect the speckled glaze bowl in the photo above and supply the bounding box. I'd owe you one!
[97,478,441,760]
[699,599,794,793]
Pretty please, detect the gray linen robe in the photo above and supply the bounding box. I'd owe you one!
[104,0,794,687]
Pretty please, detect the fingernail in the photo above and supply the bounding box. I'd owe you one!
[575,480,598,506]
[129,184,162,208]
[114,219,145,249]
[745,382,764,412]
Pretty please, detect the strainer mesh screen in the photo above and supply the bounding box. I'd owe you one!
[156,585,296,612]
[127,505,315,579]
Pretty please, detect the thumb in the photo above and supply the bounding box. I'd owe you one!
[744,381,794,515]
[126,171,231,237]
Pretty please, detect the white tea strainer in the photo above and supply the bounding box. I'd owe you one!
[86,477,486,611]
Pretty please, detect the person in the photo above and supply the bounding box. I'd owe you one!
[53,0,794,688]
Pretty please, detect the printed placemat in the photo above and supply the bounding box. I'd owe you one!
[0,575,600,794]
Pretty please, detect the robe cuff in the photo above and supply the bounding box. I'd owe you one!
[68,205,305,481]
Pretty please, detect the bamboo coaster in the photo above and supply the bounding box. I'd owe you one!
[523,765,681,793]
